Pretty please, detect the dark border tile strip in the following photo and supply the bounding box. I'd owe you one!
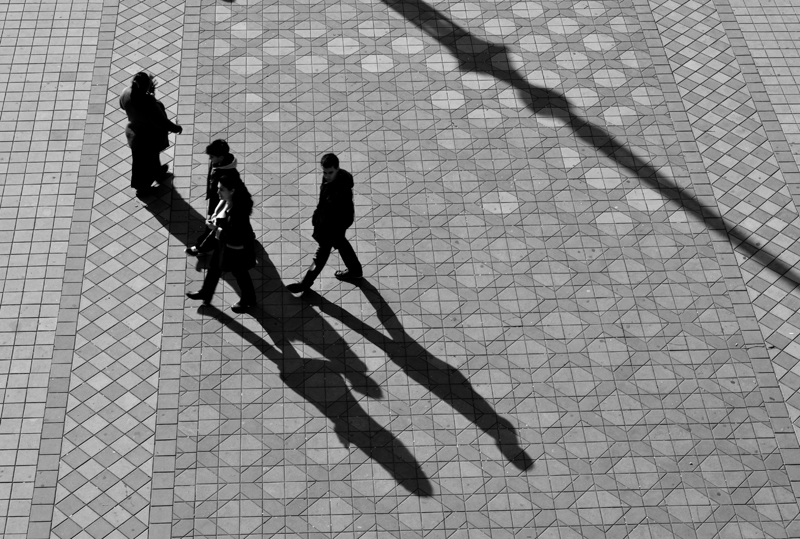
[26,0,121,536]
[633,0,800,516]
[712,0,800,211]
[148,0,202,536]
[711,0,800,506]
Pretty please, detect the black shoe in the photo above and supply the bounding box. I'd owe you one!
[287,282,310,294]
[335,269,363,281]
[231,301,255,313]
[186,291,210,305]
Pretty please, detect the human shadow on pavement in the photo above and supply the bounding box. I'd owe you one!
[199,258,434,497]
[140,179,203,250]
[304,281,533,471]
[381,0,800,287]
[143,186,432,495]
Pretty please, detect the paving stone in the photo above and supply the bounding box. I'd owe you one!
[3,0,800,536]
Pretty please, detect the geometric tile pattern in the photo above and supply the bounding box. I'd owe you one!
[44,0,185,536]
[723,0,800,171]
[649,0,800,457]
[716,1,800,447]
[167,0,800,536]
[0,0,102,537]
[5,0,800,538]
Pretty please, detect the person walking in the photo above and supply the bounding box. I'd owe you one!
[185,139,238,256]
[118,72,183,194]
[186,169,257,313]
[287,153,363,294]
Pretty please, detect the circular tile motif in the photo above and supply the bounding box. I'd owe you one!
[512,1,544,19]
[327,37,361,55]
[583,33,616,52]
[360,54,394,72]
[484,18,518,36]
[431,90,466,110]
[547,17,580,34]
[263,38,296,56]
[296,55,329,74]
[391,36,425,55]
[426,52,459,72]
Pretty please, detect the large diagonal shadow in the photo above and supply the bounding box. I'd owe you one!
[381,0,800,287]
[304,282,534,471]
[201,302,433,496]
[145,185,432,495]
[143,183,380,395]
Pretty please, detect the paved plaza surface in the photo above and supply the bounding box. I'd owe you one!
[3,0,800,537]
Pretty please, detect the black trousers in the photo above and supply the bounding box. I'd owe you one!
[130,145,162,190]
[200,247,256,304]
[302,234,362,285]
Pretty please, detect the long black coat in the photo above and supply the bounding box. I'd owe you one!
[217,204,256,271]
[119,88,180,152]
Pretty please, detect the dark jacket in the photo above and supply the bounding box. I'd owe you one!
[217,204,256,270]
[312,169,355,241]
[119,88,180,151]
[206,155,238,215]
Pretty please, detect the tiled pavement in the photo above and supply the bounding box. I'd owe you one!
[3,0,800,537]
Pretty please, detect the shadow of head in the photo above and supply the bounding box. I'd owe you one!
[198,303,432,496]
[307,280,535,472]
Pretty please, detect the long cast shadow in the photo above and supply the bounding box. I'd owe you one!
[141,180,203,250]
[304,282,534,471]
[381,0,800,287]
[202,301,433,496]
[144,185,432,495]
[143,182,378,396]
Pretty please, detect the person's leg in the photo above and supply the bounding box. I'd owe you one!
[231,268,256,311]
[307,240,333,283]
[334,235,362,277]
[130,146,145,189]
[287,240,332,292]
[187,248,222,303]
[153,151,166,182]
[132,146,160,191]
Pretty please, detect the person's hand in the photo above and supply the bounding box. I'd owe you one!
[205,218,216,230]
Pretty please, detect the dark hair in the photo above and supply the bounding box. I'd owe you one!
[132,72,155,94]
[206,139,230,157]
[320,153,339,169]
[218,169,253,216]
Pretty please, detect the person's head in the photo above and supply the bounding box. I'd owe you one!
[131,72,155,95]
[206,139,230,166]
[320,153,339,182]
[217,169,253,215]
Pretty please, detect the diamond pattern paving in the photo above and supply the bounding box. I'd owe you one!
[648,0,800,458]
[42,0,186,537]
[5,0,800,537]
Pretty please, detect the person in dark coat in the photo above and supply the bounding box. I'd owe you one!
[186,169,257,313]
[287,153,363,294]
[185,139,238,256]
[119,72,183,194]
